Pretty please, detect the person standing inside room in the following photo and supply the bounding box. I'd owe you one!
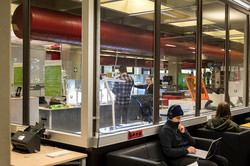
[112,66,134,125]
[134,75,153,94]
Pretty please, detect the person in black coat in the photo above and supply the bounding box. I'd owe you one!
[159,105,228,166]
[134,76,153,94]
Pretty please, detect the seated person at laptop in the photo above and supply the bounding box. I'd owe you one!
[134,76,153,94]
[206,102,239,132]
[159,105,228,166]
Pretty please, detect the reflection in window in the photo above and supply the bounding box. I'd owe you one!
[202,0,225,112]
[99,0,156,133]
[229,8,246,108]
[159,0,197,121]
[10,1,83,134]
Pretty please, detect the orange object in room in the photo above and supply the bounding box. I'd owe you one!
[185,76,209,101]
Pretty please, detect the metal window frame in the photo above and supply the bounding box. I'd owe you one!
[195,0,203,116]
[153,0,161,124]
[22,0,31,125]
[93,0,250,147]
[94,0,101,139]
[16,0,96,148]
[225,4,230,103]
[243,15,249,106]
[19,0,249,148]
[225,3,249,106]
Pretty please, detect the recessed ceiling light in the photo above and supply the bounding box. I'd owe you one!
[169,19,215,27]
[101,0,168,14]
[161,11,176,18]
[165,44,176,47]
[232,0,250,10]
[203,29,244,44]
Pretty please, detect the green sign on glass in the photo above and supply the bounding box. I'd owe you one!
[14,63,23,87]
[45,60,62,97]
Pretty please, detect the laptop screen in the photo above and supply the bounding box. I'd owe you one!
[206,137,222,159]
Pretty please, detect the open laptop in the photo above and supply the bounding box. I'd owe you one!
[187,137,221,159]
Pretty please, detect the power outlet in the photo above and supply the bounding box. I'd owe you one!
[128,130,143,140]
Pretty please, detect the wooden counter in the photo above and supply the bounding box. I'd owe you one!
[11,145,87,166]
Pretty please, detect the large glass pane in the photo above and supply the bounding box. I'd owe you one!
[11,3,24,125]
[11,0,83,134]
[202,0,225,112]
[99,0,156,133]
[229,8,246,108]
[159,0,197,121]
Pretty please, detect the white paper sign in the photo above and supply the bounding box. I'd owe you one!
[187,161,199,166]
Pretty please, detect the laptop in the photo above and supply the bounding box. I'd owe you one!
[187,137,221,159]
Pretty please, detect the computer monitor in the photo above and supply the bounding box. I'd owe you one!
[163,76,172,85]
[177,73,191,90]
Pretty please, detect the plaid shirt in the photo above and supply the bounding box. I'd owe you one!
[112,74,134,105]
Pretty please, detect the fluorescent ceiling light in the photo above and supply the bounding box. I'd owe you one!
[203,30,225,37]
[229,36,244,43]
[125,56,136,59]
[101,0,169,14]
[232,0,250,9]
[100,0,113,3]
[203,30,244,44]
[136,57,144,59]
[229,36,244,40]
[169,20,215,27]
[129,11,154,16]
[203,29,244,37]
[131,10,176,17]
[161,11,176,18]
[189,47,195,50]
[230,29,244,36]
[144,58,154,60]
[230,37,244,44]
[101,54,113,57]
[165,44,176,47]
[231,40,244,44]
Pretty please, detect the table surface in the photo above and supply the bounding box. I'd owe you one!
[11,145,87,166]
[39,106,81,111]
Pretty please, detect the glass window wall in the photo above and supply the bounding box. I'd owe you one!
[229,7,246,108]
[202,0,225,112]
[10,0,83,135]
[159,0,197,121]
[99,0,156,133]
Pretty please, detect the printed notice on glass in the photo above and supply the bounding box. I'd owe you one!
[14,63,23,86]
[45,60,62,97]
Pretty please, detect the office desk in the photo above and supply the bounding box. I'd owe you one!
[39,106,81,133]
[11,145,87,166]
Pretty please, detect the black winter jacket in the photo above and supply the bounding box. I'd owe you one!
[159,120,195,158]
[134,84,153,94]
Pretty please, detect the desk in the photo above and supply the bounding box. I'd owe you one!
[39,106,81,133]
[11,145,87,166]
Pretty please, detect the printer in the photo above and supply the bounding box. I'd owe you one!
[11,118,47,153]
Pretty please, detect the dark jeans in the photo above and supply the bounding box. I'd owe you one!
[168,154,228,166]
[115,104,129,125]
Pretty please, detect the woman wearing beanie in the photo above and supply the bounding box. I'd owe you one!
[159,105,228,166]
